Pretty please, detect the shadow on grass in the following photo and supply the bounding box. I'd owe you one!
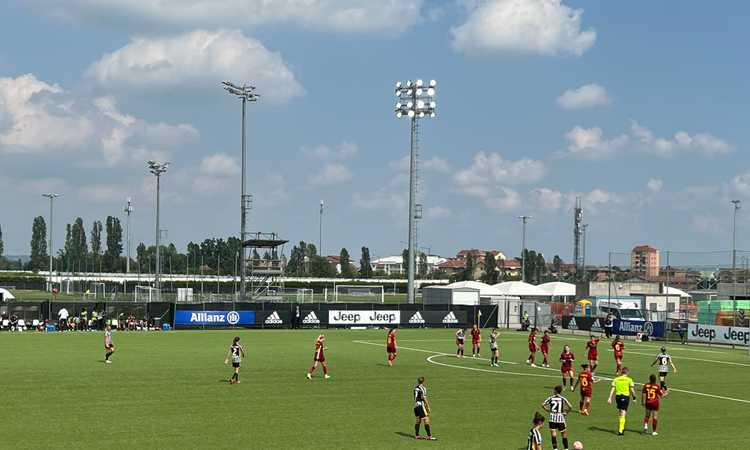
[589,426,642,436]
[394,432,415,440]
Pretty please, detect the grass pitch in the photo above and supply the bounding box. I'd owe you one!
[1,328,747,449]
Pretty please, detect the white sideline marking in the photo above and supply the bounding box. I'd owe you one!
[604,349,750,368]
[352,340,517,364]
[354,340,750,406]
[495,334,730,355]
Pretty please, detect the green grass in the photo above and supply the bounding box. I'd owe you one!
[1,328,747,449]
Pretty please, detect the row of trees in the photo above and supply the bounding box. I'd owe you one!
[451,250,564,284]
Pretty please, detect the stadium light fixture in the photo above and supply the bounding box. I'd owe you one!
[41,193,61,291]
[394,78,437,304]
[147,161,169,298]
[222,80,259,300]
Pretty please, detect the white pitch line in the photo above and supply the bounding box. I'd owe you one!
[352,340,518,364]
[426,354,560,380]
[495,334,731,355]
[605,349,750,368]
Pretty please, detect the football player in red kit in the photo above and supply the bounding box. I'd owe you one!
[386,328,398,366]
[559,345,576,390]
[642,374,669,436]
[573,363,598,415]
[585,335,600,374]
[527,328,538,367]
[471,325,481,358]
[612,336,625,375]
[306,334,330,380]
[540,330,551,368]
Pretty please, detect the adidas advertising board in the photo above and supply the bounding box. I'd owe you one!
[264,311,283,325]
[590,318,603,332]
[688,323,750,346]
[408,311,426,324]
[567,317,579,330]
[302,311,321,325]
[328,310,401,325]
[442,311,459,324]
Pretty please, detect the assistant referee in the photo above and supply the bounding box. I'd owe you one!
[607,367,637,436]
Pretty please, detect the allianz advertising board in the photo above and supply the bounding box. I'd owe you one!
[328,310,400,325]
[174,310,255,326]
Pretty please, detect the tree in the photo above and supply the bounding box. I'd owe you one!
[553,255,563,275]
[69,217,87,271]
[418,252,428,278]
[535,252,546,283]
[286,242,305,276]
[105,216,123,272]
[483,251,498,284]
[309,255,336,277]
[90,221,103,270]
[29,216,48,270]
[463,252,476,281]
[339,248,354,278]
[136,242,147,272]
[401,248,409,276]
[359,246,372,278]
[186,242,201,273]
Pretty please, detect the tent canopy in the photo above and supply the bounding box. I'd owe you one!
[663,286,692,298]
[447,281,503,297]
[492,281,549,297]
[0,288,15,300]
[538,281,576,297]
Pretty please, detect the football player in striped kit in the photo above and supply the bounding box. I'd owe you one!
[542,385,572,450]
[103,325,115,364]
[489,328,500,367]
[224,336,245,384]
[413,377,437,441]
[527,412,545,450]
[651,347,677,389]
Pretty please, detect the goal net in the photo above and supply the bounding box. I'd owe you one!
[296,288,314,303]
[135,285,160,302]
[334,285,385,303]
[86,282,106,299]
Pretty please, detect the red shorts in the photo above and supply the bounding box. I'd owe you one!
[645,402,660,412]
[541,345,549,353]
[387,345,396,353]
[561,365,573,374]
[472,340,480,345]
[529,344,537,352]
[580,389,592,397]
[588,352,598,361]
[614,353,623,360]
[314,353,325,363]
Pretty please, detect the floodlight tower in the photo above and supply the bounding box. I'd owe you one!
[394,79,437,304]
[147,160,169,296]
[124,197,133,273]
[42,193,60,291]
[222,81,259,300]
[518,215,531,282]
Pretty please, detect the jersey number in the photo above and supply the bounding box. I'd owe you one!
[647,389,657,400]
[580,378,588,387]
[550,399,562,413]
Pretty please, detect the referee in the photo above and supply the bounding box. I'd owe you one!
[607,367,637,436]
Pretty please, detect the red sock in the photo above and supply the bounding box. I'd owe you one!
[643,417,649,427]
[585,398,591,411]
[652,419,658,432]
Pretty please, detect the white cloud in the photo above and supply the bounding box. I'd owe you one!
[530,187,564,211]
[302,141,358,160]
[690,215,723,235]
[309,163,353,187]
[565,121,731,159]
[529,187,622,214]
[35,0,424,35]
[0,75,197,165]
[731,172,750,198]
[646,178,663,193]
[254,173,290,207]
[557,83,611,109]
[199,153,240,177]
[451,0,596,56]
[353,189,407,212]
[86,30,303,103]
[424,206,451,220]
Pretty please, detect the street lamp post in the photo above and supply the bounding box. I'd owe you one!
[319,200,324,255]
[731,200,741,327]
[222,81,259,301]
[42,193,60,291]
[147,161,169,298]
[124,197,133,273]
[395,79,437,304]
[518,216,531,282]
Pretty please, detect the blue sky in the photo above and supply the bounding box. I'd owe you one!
[1,0,749,265]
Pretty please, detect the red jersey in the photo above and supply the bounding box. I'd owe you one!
[612,340,624,357]
[471,328,481,343]
[314,338,325,362]
[586,338,599,359]
[528,332,537,351]
[386,332,396,351]
[578,371,594,395]
[642,383,662,410]
[541,334,550,351]
[560,351,575,371]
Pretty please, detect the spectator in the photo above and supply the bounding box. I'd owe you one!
[57,307,69,331]
[10,313,18,331]
[604,313,614,339]
[80,308,88,331]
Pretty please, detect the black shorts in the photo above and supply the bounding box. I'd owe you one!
[232,362,240,368]
[615,395,630,411]
[659,371,668,378]
[414,405,427,419]
[549,422,566,431]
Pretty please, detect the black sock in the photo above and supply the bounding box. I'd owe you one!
[105,352,111,360]
[425,424,431,437]
[563,437,569,449]
[415,423,420,436]
[551,436,557,449]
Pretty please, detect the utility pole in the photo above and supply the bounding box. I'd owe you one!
[124,197,133,273]
[319,200,324,256]
[147,161,169,299]
[42,193,60,291]
[731,199,741,328]
[519,215,531,282]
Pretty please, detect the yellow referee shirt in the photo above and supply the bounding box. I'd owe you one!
[611,375,634,396]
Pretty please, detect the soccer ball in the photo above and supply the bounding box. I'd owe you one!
[573,441,583,449]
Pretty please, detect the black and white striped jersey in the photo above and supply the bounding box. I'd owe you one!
[656,353,672,372]
[490,332,498,348]
[543,395,571,423]
[414,384,427,407]
[527,427,542,450]
[229,343,242,364]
